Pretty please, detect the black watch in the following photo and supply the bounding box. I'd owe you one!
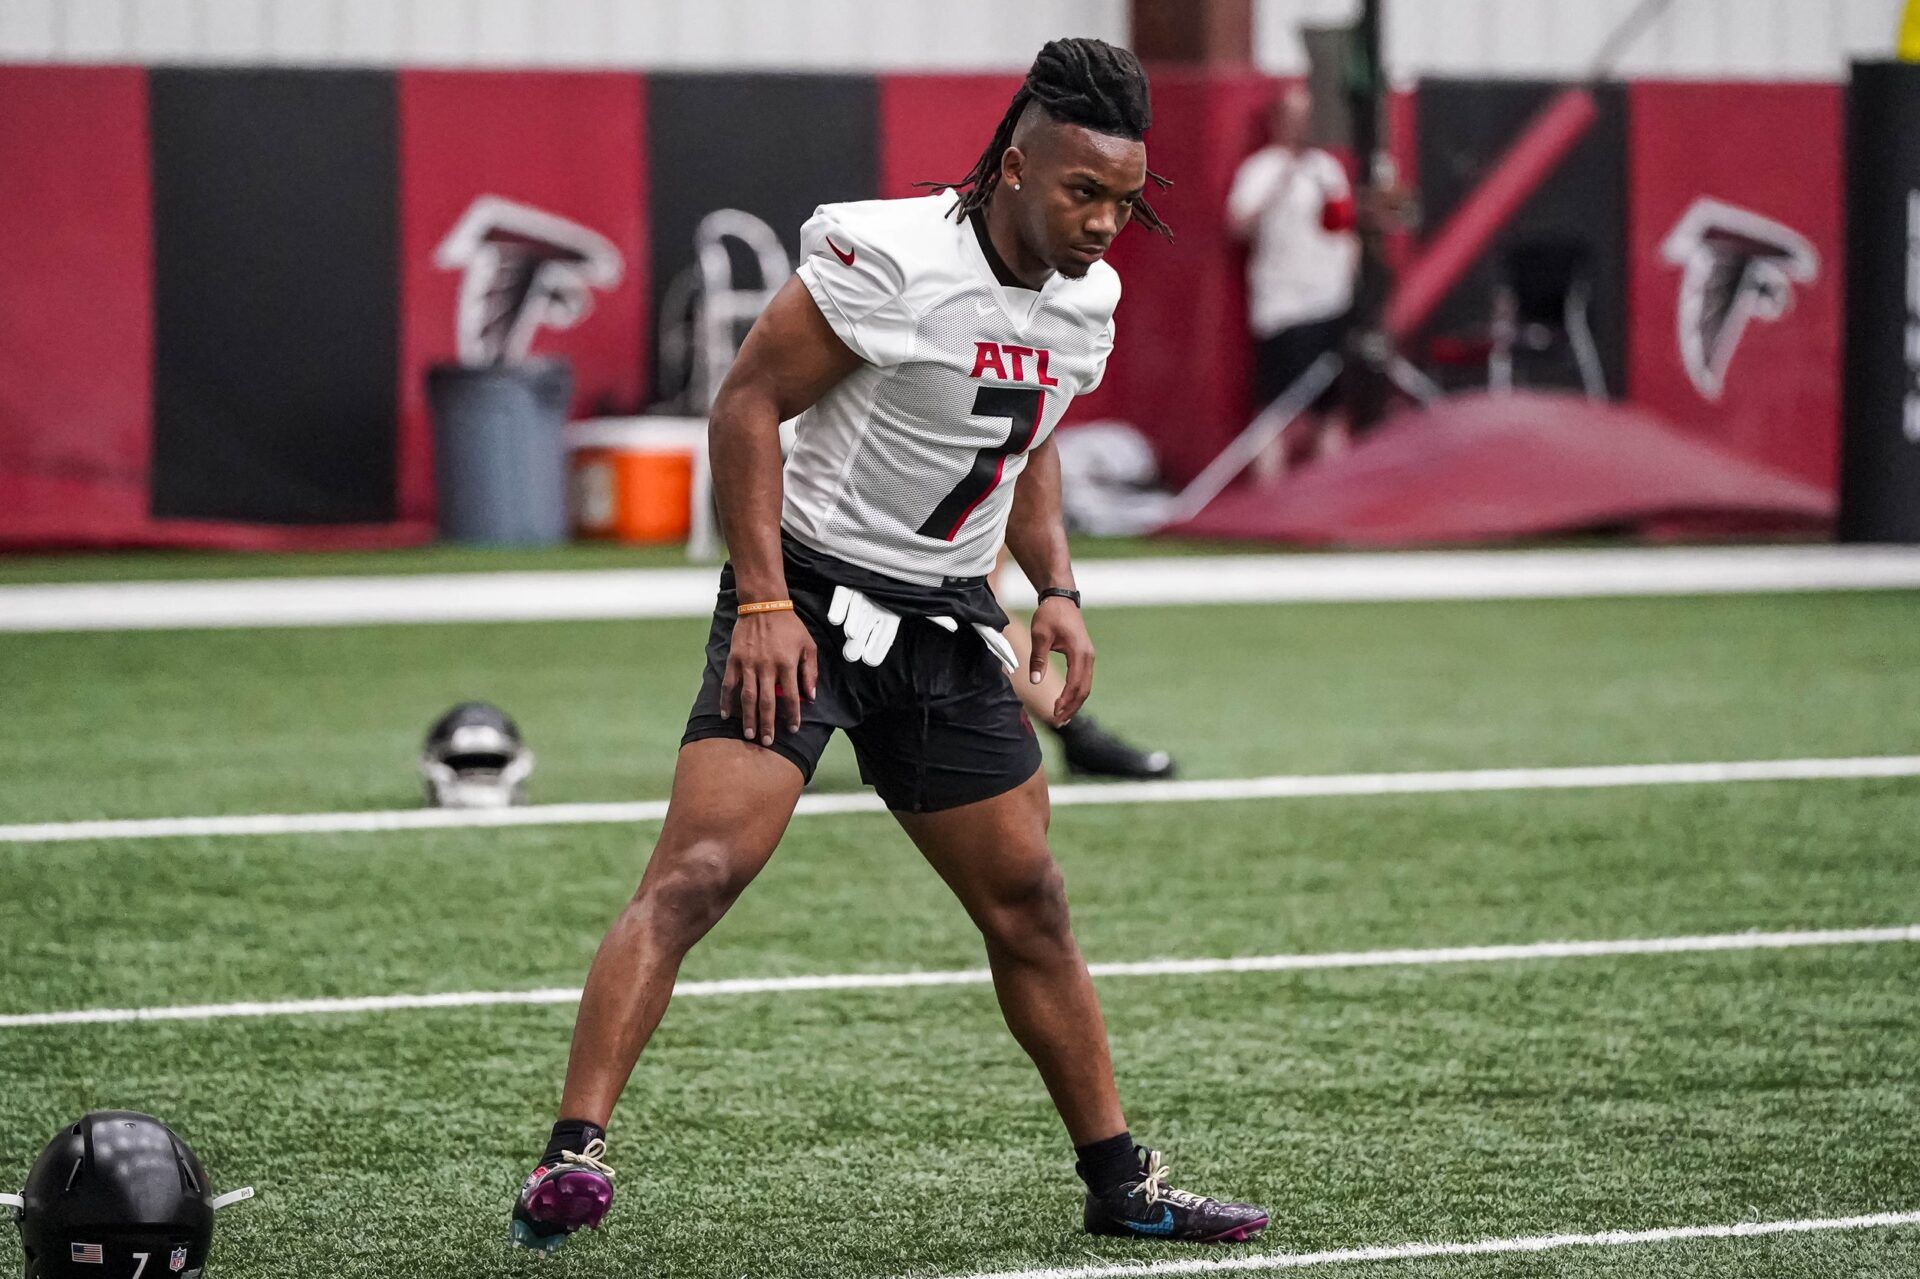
[1036,587,1082,608]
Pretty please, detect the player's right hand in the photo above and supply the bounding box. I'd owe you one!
[720,611,818,746]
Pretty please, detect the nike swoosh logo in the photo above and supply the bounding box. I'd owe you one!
[1125,1207,1176,1236]
[975,301,997,316]
[825,236,855,266]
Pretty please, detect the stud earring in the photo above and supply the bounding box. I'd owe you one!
[1012,182,1022,190]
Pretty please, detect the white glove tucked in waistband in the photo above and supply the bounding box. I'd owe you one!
[828,586,1018,675]
[828,585,901,667]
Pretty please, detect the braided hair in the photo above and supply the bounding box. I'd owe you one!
[919,37,1172,240]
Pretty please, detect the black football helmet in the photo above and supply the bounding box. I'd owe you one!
[6,1112,253,1278]
[420,701,534,809]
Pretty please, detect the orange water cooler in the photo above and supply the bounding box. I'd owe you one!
[566,418,708,544]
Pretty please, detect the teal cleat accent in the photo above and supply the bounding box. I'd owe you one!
[508,1215,572,1256]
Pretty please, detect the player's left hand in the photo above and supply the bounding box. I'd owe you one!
[1029,597,1094,726]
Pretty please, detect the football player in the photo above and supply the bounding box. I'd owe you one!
[512,38,1267,1254]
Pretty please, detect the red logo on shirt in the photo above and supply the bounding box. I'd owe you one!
[969,341,1060,386]
[824,236,855,266]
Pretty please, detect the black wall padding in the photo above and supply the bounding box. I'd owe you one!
[646,73,877,399]
[149,68,399,523]
[1415,79,1629,396]
[1840,62,1920,542]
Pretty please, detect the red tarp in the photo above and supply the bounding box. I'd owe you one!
[1169,392,1833,546]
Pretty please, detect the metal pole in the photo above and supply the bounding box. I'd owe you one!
[1342,0,1394,430]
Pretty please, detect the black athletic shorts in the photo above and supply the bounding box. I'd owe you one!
[681,534,1043,813]
[1253,310,1349,414]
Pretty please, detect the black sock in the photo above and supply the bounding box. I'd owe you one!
[542,1119,606,1166]
[1075,1130,1139,1196]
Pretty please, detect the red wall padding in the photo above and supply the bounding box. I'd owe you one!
[397,70,648,525]
[0,67,1853,552]
[877,73,1025,200]
[1072,69,1280,486]
[1626,82,1844,490]
[0,67,152,547]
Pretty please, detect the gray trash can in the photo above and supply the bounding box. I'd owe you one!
[428,358,574,545]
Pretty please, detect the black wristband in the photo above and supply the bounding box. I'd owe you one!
[1036,587,1082,608]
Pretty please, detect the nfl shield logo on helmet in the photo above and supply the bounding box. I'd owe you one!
[171,1244,190,1271]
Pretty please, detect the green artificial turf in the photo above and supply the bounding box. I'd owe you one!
[0,535,1258,586]
[1,954,1914,1278]
[2,780,1917,1013]
[1,587,1917,1277]
[1,591,1915,823]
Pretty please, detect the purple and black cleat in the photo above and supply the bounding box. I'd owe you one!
[509,1138,616,1255]
[1083,1148,1268,1244]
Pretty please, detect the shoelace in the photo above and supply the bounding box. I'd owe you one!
[556,1138,616,1180]
[1134,1151,1210,1210]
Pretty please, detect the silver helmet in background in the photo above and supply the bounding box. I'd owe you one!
[420,702,534,808]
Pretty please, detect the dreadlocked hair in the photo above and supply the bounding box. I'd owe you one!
[917,37,1173,241]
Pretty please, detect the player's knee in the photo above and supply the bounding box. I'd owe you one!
[634,841,751,949]
[978,860,1073,952]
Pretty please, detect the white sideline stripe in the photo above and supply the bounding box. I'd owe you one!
[2,926,1914,1029]
[929,1210,1920,1279]
[4,754,1919,845]
[5,544,1920,632]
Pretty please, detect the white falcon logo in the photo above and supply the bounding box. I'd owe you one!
[1661,197,1819,401]
[434,195,624,365]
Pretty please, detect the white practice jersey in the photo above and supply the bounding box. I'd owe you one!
[784,193,1120,585]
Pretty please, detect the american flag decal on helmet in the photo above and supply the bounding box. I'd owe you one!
[70,1242,104,1263]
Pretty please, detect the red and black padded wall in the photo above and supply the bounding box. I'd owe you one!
[0,62,1854,549]
[1411,77,1844,492]
[1413,79,1631,397]
[0,64,657,550]
[148,69,400,527]
[646,73,877,399]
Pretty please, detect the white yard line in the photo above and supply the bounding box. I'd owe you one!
[4,754,1917,845]
[5,544,1920,632]
[3,925,1913,1029]
[923,1210,1920,1279]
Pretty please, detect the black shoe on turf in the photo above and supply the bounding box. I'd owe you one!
[1083,1148,1268,1243]
[1056,715,1177,781]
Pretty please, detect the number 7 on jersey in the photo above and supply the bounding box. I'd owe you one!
[916,386,1047,542]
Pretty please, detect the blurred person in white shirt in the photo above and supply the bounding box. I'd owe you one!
[1227,86,1359,469]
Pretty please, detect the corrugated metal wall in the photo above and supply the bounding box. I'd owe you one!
[0,0,1126,67]
[1262,0,1902,80]
[0,0,1901,78]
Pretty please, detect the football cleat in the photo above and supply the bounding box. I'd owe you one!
[508,1138,615,1255]
[1056,715,1176,781]
[1083,1148,1268,1244]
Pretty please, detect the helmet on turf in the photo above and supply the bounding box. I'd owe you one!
[6,1111,253,1279]
[420,701,534,808]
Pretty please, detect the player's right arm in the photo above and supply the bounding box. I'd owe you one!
[707,276,864,747]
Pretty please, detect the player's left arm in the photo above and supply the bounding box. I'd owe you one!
[1006,435,1093,724]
